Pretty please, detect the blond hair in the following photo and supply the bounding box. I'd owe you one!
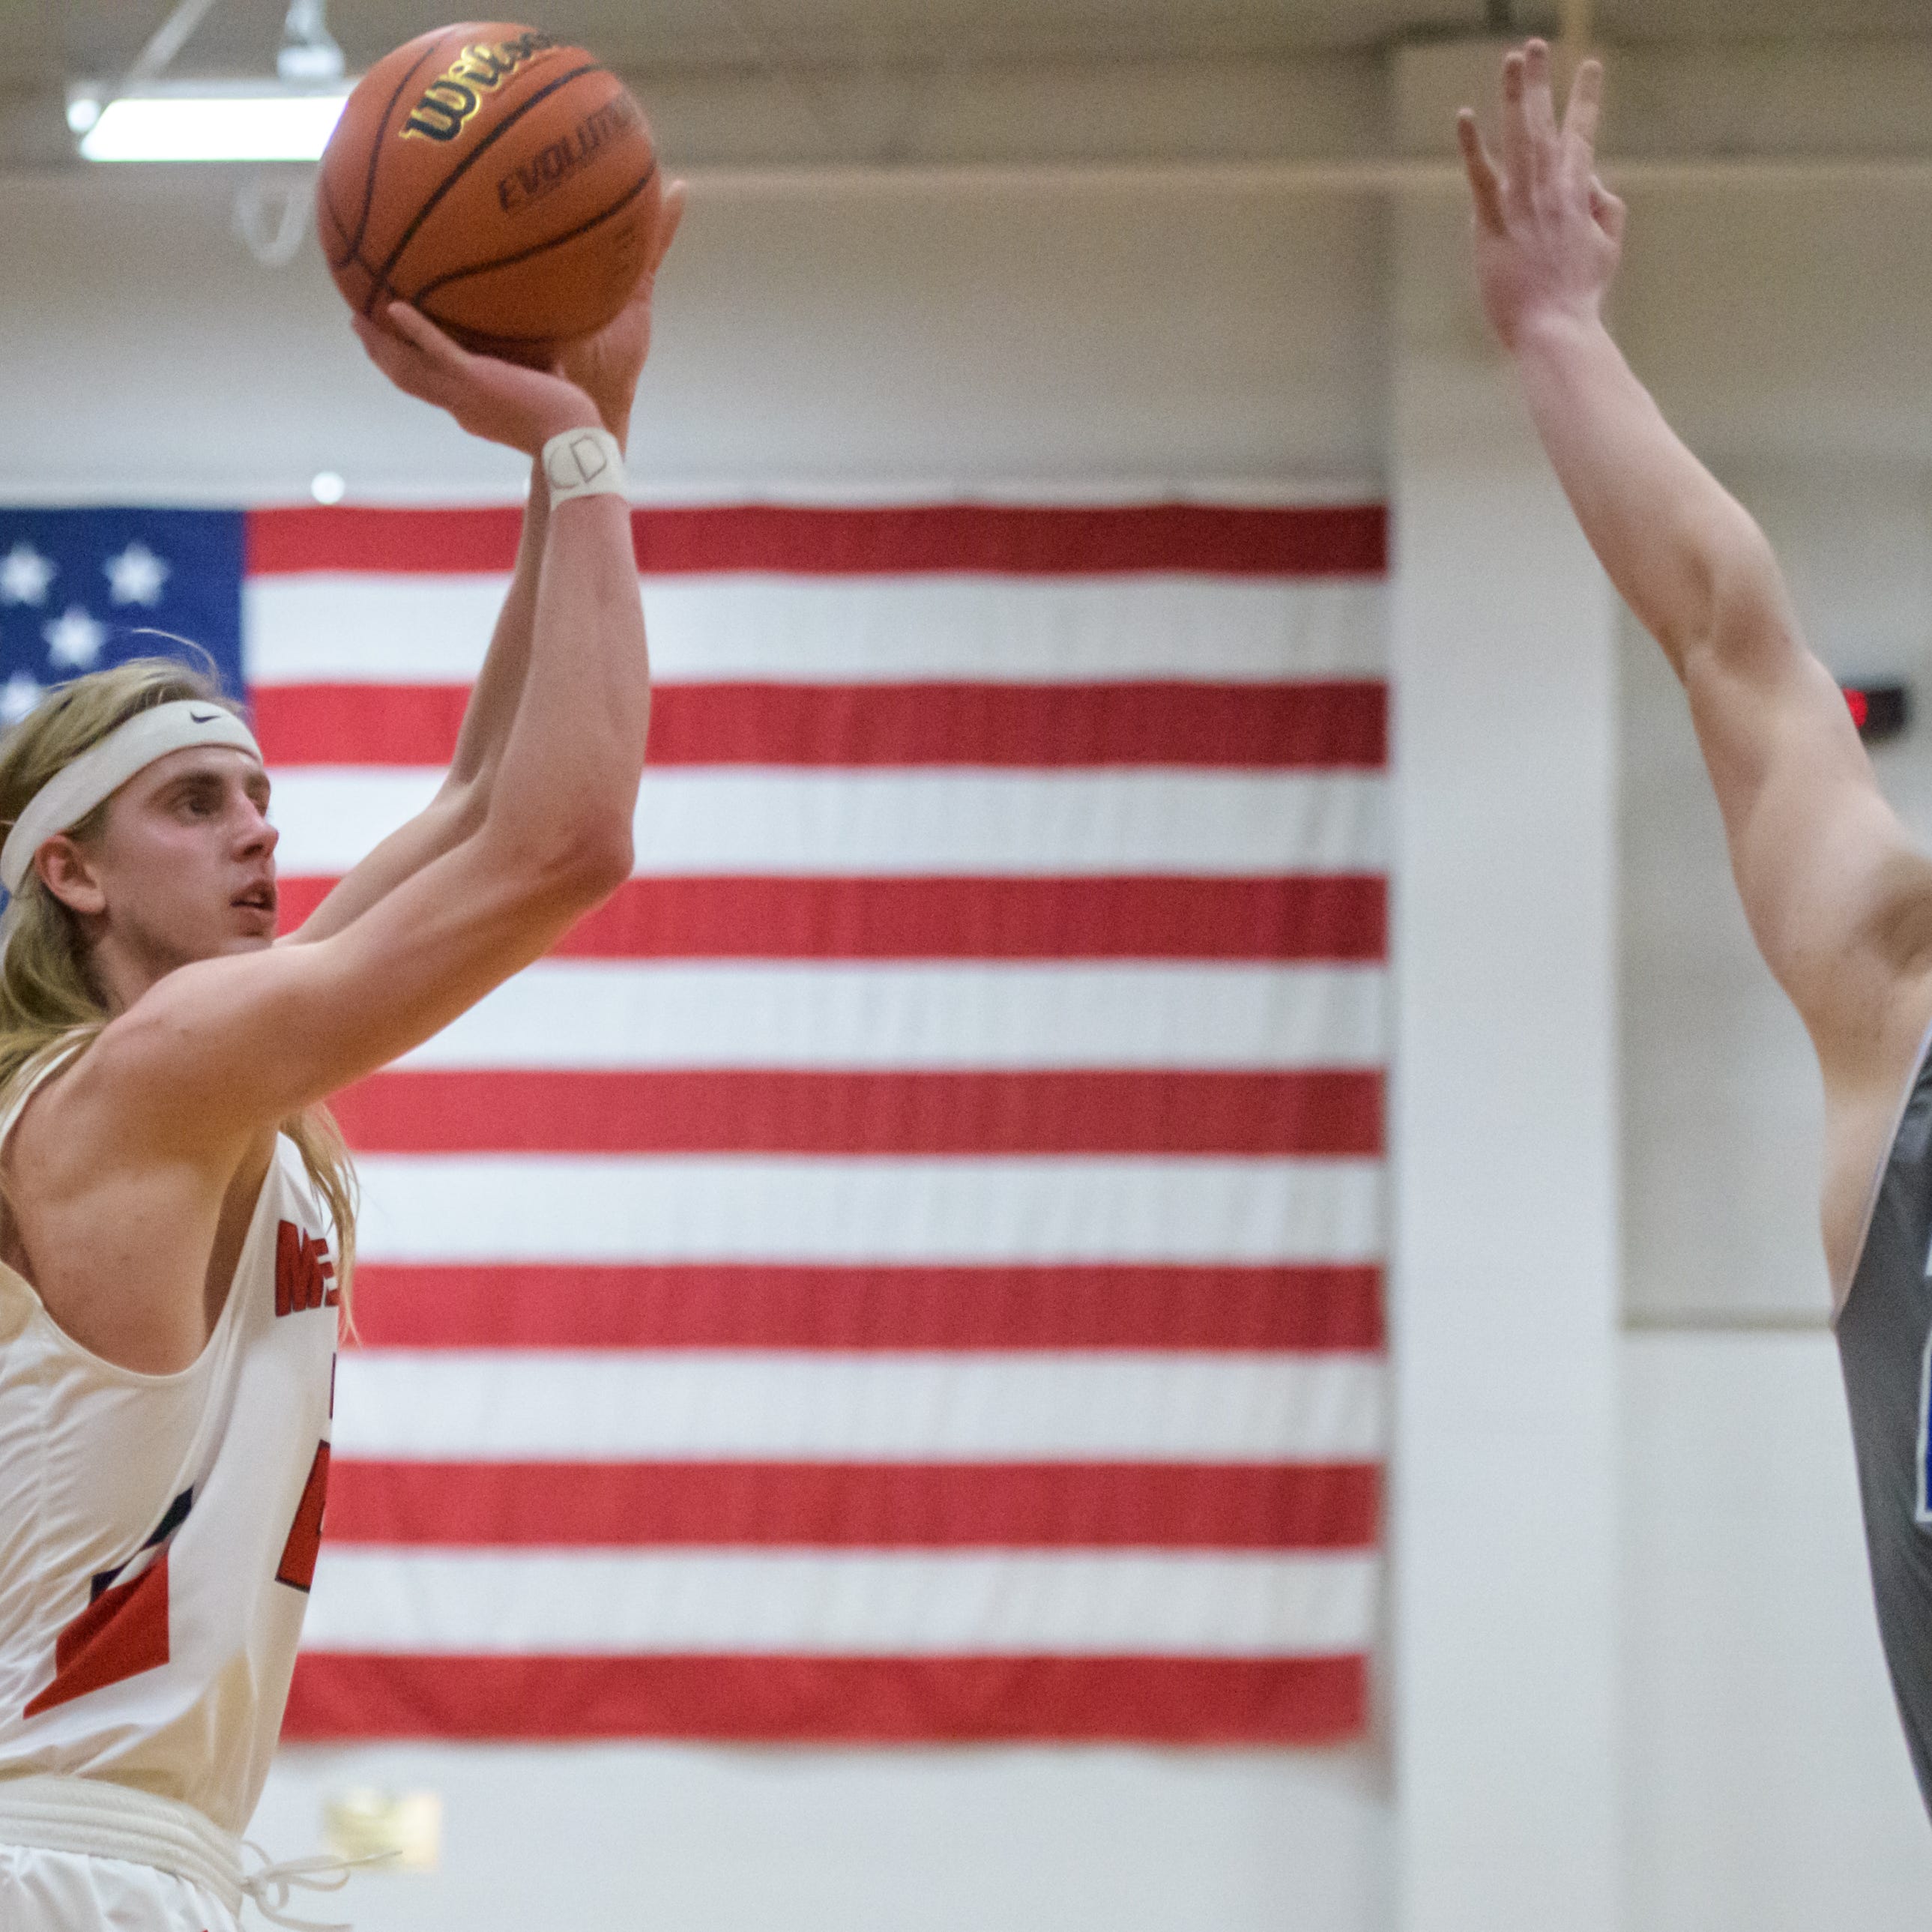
[0,656,357,1300]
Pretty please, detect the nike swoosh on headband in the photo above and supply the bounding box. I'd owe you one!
[0,700,264,898]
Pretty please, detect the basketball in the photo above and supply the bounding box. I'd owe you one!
[317,22,661,356]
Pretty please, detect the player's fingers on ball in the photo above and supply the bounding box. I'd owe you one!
[650,182,689,271]
[351,316,420,385]
[384,302,468,369]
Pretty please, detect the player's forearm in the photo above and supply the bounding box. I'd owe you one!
[1512,309,1782,679]
[443,453,549,799]
[481,490,649,886]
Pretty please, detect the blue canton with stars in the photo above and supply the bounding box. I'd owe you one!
[0,510,244,728]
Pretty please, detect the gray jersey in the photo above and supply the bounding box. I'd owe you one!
[1838,1037,1932,1814]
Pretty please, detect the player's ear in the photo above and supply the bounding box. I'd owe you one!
[35,835,107,918]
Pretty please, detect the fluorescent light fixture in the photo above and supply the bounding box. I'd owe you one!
[76,85,349,163]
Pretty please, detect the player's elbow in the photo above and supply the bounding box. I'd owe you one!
[538,819,633,907]
[484,812,633,913]
[570,820,634,900]
[1673,513,1787,682]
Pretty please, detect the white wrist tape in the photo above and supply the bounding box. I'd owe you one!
[542,426,626,507]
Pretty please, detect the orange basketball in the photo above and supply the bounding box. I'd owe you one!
[317,22,660,356]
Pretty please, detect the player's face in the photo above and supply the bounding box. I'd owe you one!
[86,746,280,971]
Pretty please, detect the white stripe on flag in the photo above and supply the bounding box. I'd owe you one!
[393,962,1387,1071]
[331,1350,1386,1461]
[246,576,1388,686]
[354,1154,1384,1265]
[301,1548,1380,1656]
[266,769,1385,878]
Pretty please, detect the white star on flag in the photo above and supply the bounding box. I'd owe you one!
[0,544,55,607]
[0,674,42,726]
[43,606,106,670]
[104,541,169,607]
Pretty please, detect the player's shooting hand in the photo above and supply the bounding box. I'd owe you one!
[1457,40,1626,351]
[352,301,601,455]
[555,179,687,454]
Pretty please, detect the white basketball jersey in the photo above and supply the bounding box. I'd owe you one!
[0,1060,338,1838]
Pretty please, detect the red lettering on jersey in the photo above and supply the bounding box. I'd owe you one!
[23,1550,171,1718]
[276,1440,331,1593]
[276,1222,336,1316]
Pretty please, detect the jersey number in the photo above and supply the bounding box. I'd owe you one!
[277,1440,331,1592]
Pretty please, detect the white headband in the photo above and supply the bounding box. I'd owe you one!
[0,699,263,898]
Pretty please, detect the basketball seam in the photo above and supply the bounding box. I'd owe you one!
[410,159,659,313]
[368,62,608,315]
[317,170,351,248]
[336,32,453,271]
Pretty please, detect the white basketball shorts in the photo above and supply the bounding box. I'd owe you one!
[0,1841,239,1931]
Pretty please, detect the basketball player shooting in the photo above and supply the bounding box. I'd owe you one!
[0,186,683,1929]
[1461,40,1932,1814]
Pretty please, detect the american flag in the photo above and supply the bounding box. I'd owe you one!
[0,500,1386,1745]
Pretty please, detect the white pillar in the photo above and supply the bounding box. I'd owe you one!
[1387,43,1622,1932]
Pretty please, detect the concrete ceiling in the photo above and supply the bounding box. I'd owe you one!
[16,0,1932,84]
[0,0,1926,172]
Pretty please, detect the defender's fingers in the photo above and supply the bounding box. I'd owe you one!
[1590,177,1628,244]
[1500,49,1535,206]
[1564,58,1605,159]
[1458,111,1508,235]
[1522,38,1560,154]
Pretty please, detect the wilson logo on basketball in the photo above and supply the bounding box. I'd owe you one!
[275,1221,339,1317]
[400,31,559,143]
[498,93,641,212]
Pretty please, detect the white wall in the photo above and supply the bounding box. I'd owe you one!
[0,166,1384,501]
[1623,1332,1932,1932]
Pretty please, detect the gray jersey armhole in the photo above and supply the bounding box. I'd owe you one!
[1838,1012,1932,1328]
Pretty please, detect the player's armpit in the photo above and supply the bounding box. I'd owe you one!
[73,817,630,1163]
[1683,618,1932,1084]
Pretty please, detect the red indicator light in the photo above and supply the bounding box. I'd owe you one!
[1846,686,1871,728]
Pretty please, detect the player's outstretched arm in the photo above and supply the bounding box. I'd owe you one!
[1460,43,1932,1108]
[290,184,684,944]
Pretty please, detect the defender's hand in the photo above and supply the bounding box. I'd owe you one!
[556,180,688,454]
[353,302,601,455]
[1457,40,1626,351]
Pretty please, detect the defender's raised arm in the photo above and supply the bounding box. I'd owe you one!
[1459,42,1932,1282]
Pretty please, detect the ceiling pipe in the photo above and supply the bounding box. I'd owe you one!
[679,154,1932,198]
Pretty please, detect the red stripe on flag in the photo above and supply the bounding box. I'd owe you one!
[283,1652,1367,1743]
[279,875,1386,962]
[325,1460,1381,1551]
[342,1264,1384,1352]
[247,503,1388,579]
[253,681,1388,770]
[331,1069,1382,1157]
